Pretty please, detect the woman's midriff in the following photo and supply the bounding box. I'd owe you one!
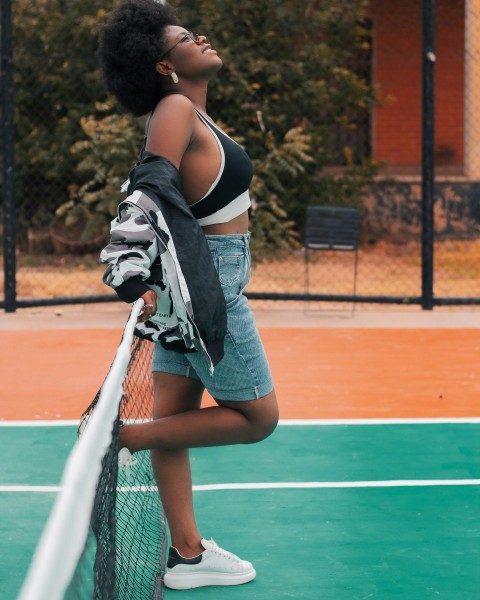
[201,210,249,235]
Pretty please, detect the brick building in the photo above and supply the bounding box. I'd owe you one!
[369,0,471,178]
[360,0,480,243]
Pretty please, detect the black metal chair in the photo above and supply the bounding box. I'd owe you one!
[304,205,360,315]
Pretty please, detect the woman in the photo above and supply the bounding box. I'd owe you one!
[99,0,278,590]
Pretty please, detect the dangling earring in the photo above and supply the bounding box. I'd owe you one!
[171,72,179,84]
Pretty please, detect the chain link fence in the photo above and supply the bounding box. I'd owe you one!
[1,0,479,311]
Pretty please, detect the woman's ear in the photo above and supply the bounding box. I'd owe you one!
[155,61,173,76]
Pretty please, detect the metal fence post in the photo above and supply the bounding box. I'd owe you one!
[421,0,435,310]
[1,0,16,312]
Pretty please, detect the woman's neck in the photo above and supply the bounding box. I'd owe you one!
[165,80,209,113]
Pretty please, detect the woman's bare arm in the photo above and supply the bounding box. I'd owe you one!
[145,94,196,169]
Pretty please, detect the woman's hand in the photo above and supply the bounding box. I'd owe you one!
[137,290,157,323]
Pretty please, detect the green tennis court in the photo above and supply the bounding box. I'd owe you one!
[1,421,479,599]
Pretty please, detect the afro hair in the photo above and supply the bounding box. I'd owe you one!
[99,0,179,116]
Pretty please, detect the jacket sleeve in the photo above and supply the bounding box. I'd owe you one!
[100,202,158,303]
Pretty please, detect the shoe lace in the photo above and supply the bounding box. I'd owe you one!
[207,539,241,563]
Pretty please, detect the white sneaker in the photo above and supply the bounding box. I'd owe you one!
[118,447,138,480]
[163,538,256,590]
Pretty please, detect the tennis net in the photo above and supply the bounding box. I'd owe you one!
[19,300,167,600]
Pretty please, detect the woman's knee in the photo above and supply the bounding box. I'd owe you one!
[247,409,278,443]
[220,389,279,444]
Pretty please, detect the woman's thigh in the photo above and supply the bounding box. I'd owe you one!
[152,372,205,419]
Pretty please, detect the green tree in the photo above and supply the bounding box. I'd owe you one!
[177,0,379,227]
[58,101,144,238]
[249,123,313,259]
[10,0,378,259]
[12,0,114,226]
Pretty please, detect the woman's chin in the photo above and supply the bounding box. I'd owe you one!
[207,53,223,68]
[191,55,223,80]
[206,55,224,75]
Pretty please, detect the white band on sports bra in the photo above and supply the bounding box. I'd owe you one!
[195,190,251,226]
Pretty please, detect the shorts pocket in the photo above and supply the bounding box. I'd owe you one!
[218,255,244,287]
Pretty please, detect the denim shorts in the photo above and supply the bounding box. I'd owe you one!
[152,232,274,401]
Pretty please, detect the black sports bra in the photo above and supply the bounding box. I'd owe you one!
[188,110,253,226]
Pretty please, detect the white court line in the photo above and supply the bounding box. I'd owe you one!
[0,486,63,493]
[1,418,480,427]
[1,479,479,493]
[0,421,79,427]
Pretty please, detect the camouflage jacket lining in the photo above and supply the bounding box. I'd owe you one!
[100,155,227,372]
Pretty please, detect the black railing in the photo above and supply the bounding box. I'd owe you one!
[1,0,16,313]
[421,0,435,311]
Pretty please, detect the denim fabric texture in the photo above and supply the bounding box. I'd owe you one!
[152,232,274,401]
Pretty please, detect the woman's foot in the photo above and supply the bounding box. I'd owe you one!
[163,538,256,590]
[118,447,138,480]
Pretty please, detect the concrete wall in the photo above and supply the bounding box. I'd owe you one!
[362,181,480,242]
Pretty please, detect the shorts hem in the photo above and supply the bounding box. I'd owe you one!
[207,381,274,402]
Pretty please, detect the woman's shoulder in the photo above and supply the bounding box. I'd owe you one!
[154,93,196,119]
[146,94,197,166]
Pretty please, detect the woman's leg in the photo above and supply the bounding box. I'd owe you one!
[150,372,205,558]
[120,388,278,452]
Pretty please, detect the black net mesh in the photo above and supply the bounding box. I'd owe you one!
[65,336,166,600]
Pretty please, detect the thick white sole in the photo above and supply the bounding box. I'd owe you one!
[164,567,256,590]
